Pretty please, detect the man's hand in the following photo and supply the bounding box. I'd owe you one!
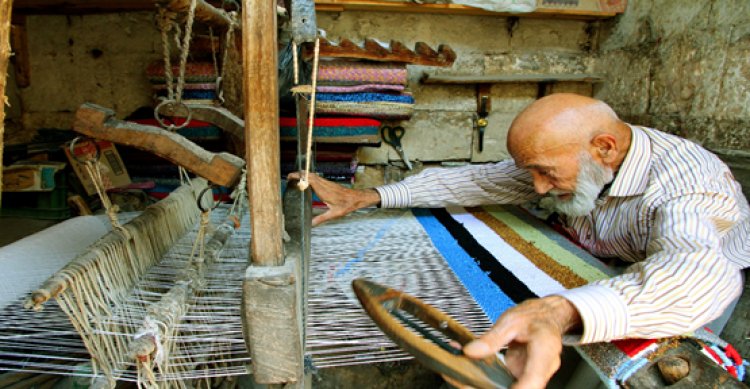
[453,296,581,389]
[287,172,381,226]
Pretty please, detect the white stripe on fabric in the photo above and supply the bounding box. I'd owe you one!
[446,206,566,297]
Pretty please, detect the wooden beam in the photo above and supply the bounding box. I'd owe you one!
[9,15,28,87]
[314,0,622,19]
[0,0,13,207]
[73,103,245,187]
[302,37,456,67]
[157,0,236,30]
[242,0,283,267]
[12,0,156,14]
[420,73,604,84]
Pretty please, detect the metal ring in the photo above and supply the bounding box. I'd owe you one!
[69,137,101,164]
[154,99,192,130]
[197,185,220,212]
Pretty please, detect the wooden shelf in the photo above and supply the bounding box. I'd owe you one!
[315,0,624,20]
[420,73,604,84]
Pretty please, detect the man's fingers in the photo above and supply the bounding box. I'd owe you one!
[463,325,517,358]
[287,172,301,180]
[512,336,560,389]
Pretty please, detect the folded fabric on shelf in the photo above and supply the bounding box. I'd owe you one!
[317,84,406,93]
[317,61,408,86]
[315,101,414,120]
[317,92,414,104]
[279,116,381,144]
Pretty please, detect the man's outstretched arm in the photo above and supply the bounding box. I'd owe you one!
[288,172,381,226]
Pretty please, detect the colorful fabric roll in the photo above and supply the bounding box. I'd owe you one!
[315,101,414,119]
[317,84,405,93]
[279,117,381,144]
[317,61,408,86]
[317,92,414,104]
[413,205,747,387]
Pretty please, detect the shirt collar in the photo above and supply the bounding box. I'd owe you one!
[607,124,651,197]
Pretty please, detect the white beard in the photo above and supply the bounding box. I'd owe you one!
[538,153,614,217]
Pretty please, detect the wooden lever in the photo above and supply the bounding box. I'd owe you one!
[73,103,245,187]
[352,278,514,389]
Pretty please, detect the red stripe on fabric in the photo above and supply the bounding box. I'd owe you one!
[611,338,658,357]
[703,345,724,365]
[279,117,381,127]
[725,344,743,365]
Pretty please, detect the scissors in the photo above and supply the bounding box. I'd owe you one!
[381,126,413,170]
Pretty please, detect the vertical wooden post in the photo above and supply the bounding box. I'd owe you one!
[0,0,14,206]
[242,0,283,266]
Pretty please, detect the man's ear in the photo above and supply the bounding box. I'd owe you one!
[590,133,618,164]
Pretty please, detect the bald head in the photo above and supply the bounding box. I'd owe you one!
[507,93,630,173]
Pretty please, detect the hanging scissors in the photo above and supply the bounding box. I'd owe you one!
[381,126,413,170]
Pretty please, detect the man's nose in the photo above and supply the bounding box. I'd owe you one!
[533,176,554,195]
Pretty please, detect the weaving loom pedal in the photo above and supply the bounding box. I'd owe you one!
[351,278,514,389]
[73,103,245,187]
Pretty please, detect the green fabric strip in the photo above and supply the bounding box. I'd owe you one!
[482,205,609,282]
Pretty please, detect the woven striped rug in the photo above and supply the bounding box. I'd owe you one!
[414,205,746,386]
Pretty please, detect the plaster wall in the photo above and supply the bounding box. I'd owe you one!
[6,12,161,141]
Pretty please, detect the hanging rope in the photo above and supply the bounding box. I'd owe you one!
[297,38,320,191]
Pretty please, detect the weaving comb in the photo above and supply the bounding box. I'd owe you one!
[352,278,514,389]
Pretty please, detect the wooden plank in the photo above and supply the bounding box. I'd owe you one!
[0,0,13,206]
[242,261,302,384]
[420,73,605,84]
[303,37,456,67]
[73,103,245,187]
[314,0,621,19]
[9,15,28,87]
[242,0,283,267]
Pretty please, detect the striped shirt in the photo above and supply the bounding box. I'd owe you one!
[375,125,749,344]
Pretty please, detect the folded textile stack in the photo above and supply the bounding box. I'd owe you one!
[279,117,381,145]
[314,60,414,119]
[146,61,219,105]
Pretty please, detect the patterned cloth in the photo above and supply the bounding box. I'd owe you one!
[317,84,406,93]
[317,61,408,86]
[376,124,749,344]
[317,92,414,104]
[315,101,414,119]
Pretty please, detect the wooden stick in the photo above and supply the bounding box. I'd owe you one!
[242,0,283,266]
[0,0,12,206]
[157,0,236,30]
[73,103,245,187]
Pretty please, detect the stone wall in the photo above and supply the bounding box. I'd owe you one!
[595,0,750,152]
[316,11,596,170]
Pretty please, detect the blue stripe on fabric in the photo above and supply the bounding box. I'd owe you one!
[317,92,415,104]
[280,126,380,138]
[412,208,514,323]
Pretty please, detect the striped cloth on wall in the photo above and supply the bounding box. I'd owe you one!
[413,205,747,386]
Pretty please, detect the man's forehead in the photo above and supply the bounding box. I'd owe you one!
[512,141,581,168]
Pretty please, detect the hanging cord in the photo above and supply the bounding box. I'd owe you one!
[70,138,122,230]
[297,38,320,191]
[157,8,177,101]
[175,0,199,105]
[217,12,237,104]
[227,168,247,229]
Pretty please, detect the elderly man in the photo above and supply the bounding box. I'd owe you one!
[292,93,749,388]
